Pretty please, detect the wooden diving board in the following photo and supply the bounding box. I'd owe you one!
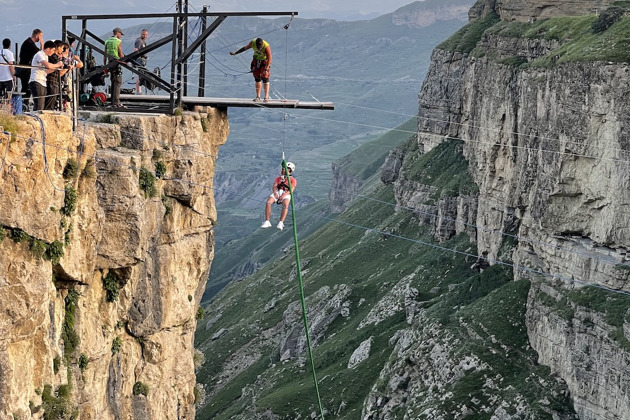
[118,94,334,110]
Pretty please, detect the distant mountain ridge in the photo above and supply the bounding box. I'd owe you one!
[390,0,473,28]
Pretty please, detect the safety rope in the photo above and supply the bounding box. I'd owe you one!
[26,112,65,192]
[5,123,630,297]
[282,158,325,420]
[280,13,293,158]
[0,132,9,174]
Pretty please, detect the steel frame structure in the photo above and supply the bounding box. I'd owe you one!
[61,6,297,114]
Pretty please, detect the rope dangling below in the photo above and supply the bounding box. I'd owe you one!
[282,158,326,420]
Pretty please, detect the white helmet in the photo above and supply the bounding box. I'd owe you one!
[286,162,295,172]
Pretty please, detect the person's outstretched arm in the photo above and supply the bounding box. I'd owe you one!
[230,41,253,55]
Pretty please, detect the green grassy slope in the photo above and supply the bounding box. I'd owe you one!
[195,138,576,419]
[439,4,630,66]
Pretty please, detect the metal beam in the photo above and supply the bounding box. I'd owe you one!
[183,0,189,96]
[63,11,298,20]
[117,61,172,92]
[67,30,174,64]
[175,15,226,65]
[67,30,173,92]
[198,5,208,97]
[83,29,105,44]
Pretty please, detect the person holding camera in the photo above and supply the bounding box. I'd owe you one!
[45,40,72,110]
[28,40,64,111]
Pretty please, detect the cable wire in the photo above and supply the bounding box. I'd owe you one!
[41,114,630,272]
[282,158,325,420]
[3,123,630,300]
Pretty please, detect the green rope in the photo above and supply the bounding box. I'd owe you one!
[282,159,325,420]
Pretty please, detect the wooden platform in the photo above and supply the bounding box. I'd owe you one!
[118,94,334,110]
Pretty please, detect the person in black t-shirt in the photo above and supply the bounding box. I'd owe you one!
[18,28,43,101]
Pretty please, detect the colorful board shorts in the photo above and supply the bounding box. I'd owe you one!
[251,59,270,82]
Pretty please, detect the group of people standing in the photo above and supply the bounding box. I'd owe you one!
[0,26,151,112]
[0,28,83,111]
[1,26,272,111]
[101,27,150,108]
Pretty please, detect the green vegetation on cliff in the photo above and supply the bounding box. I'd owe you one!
[440,6,630,65]
[438,12,500,53]
[401,137,478,198]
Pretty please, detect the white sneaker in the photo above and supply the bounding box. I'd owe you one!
[261,220,272,228]
[277,221,284,230]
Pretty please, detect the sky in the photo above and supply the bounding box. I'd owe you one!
[1,0,424,41]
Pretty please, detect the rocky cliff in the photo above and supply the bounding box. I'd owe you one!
[0,109,227,418]
[373,1,630,418]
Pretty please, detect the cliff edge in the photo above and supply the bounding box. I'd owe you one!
[0,109,228,419]
[401,1,630,418]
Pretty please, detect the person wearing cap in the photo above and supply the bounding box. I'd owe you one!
[261,162,296,230]
[104,27,125,108]
[230,37,272,102]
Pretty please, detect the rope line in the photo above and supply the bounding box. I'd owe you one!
[252,108,630,165]
[328,100,630,158]
[0,132,10,174]
[10,116,629,272]
[283,159,326,420]
[2,129,630,299]
[294,207,630,297]
[25,113,65,192]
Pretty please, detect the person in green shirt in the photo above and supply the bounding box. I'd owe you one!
[103,27,125,108]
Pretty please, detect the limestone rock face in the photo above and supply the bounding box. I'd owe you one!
[280,284,351,361]
[0,109,228,419]
[380,148,404,185]
[527,284,630,420]
[413,37,630,420]
[393,175,478,243]
[329,162,365,213]
[347,337,373,369]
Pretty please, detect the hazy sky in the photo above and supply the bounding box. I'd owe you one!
[0,0,424,43]
[1,0,424,41]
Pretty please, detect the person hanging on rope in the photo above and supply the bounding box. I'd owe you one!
[261,162,296,230]
[230,37,272,102]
